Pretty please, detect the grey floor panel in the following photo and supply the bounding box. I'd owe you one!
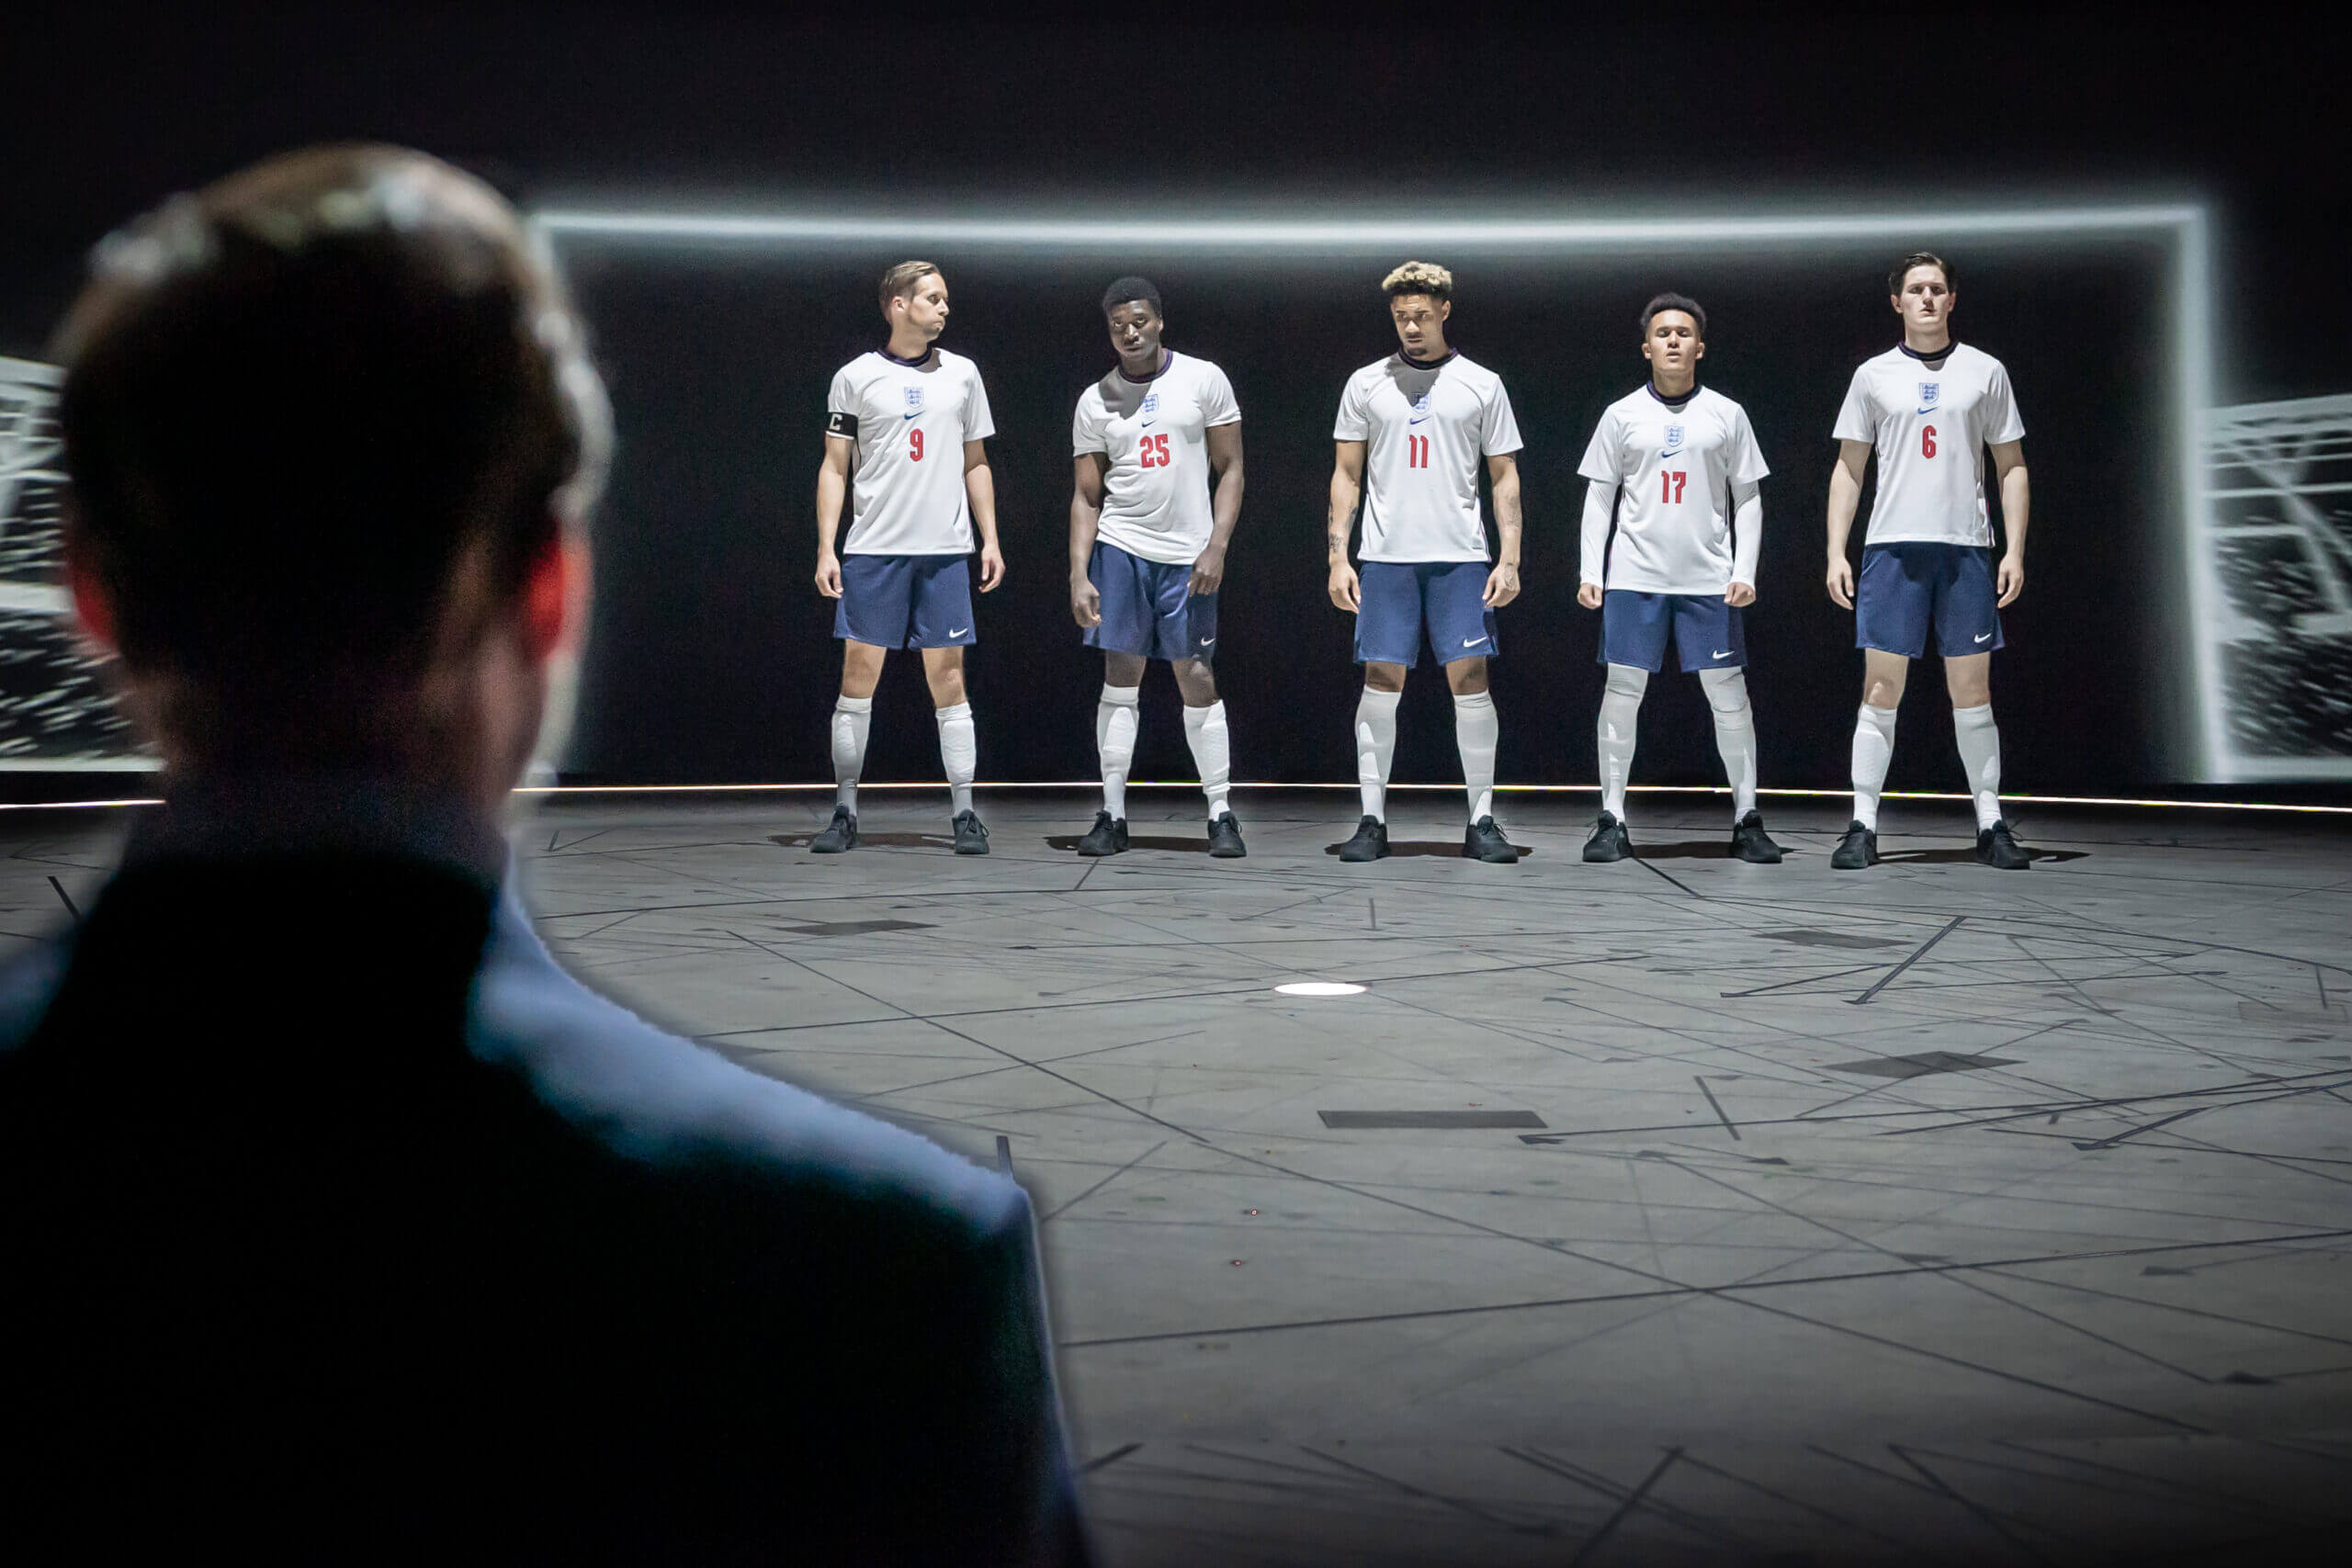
[9,786,2351,1563]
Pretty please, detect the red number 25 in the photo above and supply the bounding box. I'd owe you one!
[1137,433,1171,468]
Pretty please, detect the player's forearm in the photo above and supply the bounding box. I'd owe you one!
[814,467,846,556]
[1206,460,1244,555]
[1579,481,1613,585]
[1490,473,1523,568]
[1069,494,1101,576]
[966,464,1000,547]
[1825,467,1861,559]
[1732,481,1763,585]
[1326,477,1360,561]
[1999,465,2030,558]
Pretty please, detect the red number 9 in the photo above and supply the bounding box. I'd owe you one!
[1921,424,1938,458]
[910,428,924,461]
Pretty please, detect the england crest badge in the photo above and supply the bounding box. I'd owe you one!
[1142,390,1159,415]
[1918,381,1940,408]
[1662,423,1685,454]
[904,386,925,411]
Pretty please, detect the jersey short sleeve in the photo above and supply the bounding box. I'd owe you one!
[1577,406,1625,483]
[1729,406,1770,484]
[1832,369,1877,444]
[1333,371,1371,441]
[1480,380,1523,457]
[1982,363,2025,444]
[1202,363,1241,428]
[825,366,857,436]
[962,365,996,442]
[1071,390,1108,457]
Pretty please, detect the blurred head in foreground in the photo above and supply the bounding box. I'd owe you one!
[54,144,609,807]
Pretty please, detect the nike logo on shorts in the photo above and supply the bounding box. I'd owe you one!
[1462,637,1485,649]
[1199,637,1216,646]
[1974,631,1993,643]
[1713,649,1733,659]
[949,626,969,637]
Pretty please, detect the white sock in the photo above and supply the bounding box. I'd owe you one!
[831,694,872,813]
[1699,667,1758,821]
[1851,703,1898,831]
[1598,663,1647,823]
[1453,689,1499,823]
[936,701,977,818]
[1183,700,1233,821]
[1096,684,1140,820]
[1354,688,1401,821]
[1953,703,2004,830]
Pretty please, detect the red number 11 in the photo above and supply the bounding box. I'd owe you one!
[1659,469,1688,502]
[1408,434,1430,468]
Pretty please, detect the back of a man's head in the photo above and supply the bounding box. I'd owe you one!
[56,145,609,767]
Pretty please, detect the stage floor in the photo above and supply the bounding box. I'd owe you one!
[10,788,2352,1563]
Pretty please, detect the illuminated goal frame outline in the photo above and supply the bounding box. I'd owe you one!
[537,200,2234,781]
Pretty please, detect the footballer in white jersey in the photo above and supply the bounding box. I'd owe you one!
[809,263,1005,856]
[1574,294,1781,863]
[1067,276,1247,858]
[1825,252,2033,873]
[1325,262,1524,865]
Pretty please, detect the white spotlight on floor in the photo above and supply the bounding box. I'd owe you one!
[1273,981,1366,998]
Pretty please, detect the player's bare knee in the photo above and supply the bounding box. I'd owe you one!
[1172,660,1218,706]
[840,641,886,700]
[922,649,967,706]
[1946,664,1991,708]
[1102,651,1147,688]
[1445,658,1489,696]
[1363,662,1407,694]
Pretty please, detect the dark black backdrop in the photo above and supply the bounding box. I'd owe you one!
[6,4,2342,795]
[566,247,2168,792]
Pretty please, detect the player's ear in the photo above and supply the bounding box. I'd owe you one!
[61,509,118,654]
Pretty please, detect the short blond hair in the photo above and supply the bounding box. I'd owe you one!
[1382,261,1453,299]
[878,259,942,315]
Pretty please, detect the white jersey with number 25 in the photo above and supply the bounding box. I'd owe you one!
[1833,343,2024,548]
[1334,351,1521,564]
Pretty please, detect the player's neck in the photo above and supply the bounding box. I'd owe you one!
[1401,334,1451,364]
[883,330,934,365]
[1648,370,1698,401]
[1117,346,1169,381]
[1902,326,1953,357]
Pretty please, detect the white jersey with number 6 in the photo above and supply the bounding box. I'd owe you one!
[1833,343,2024,548]
[825,347,996,557]
[1072,351,1240,567]
[1578,384,1770,594]
[1334,351,1521,563]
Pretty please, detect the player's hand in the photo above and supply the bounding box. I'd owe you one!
[1188,544,1227,598]
[1071,574,1102,628]
[1577,582,1603,610]
[978,543,1006,592]
[1328,560,1361,614]
[1482,562,1521,608]
[1996,553,2025,607]
[1725,581,1757,608]
[1826,557,1855,610]
[815,552,843,598]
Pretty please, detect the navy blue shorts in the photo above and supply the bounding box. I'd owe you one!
[1600,591,1746,672]
[1084,540,1217,662]
[835,553,976,649]
[1354,560,1498,667]
[1856,543,2004,659]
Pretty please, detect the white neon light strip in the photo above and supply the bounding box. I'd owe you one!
[537,198,2228,781]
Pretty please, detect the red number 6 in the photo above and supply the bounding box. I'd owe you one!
[1921,424,1938,458]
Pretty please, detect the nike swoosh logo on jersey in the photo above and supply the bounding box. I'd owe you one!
[1974,631,1993,642]
[902,412,920,421]
[1408,414,1433,425]
[1139,419,1157,428]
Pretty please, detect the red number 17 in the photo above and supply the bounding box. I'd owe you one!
[1659,469,1688,502]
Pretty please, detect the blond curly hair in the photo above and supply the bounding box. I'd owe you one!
[1381,261,1453,299]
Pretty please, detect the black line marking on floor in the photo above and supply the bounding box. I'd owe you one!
[1851,914,1966,1003]
[1368,895,1377,931]
[1635,856,1702,899]
[1694,1077,1742,1140]
[994,1134,1013,1173]
[1719,964,1883,998]
[1297,1445,1546,1534]
[2072,1106,2211,1152]
[47,875,79,922]
[1039,1139,1170,1224]
[1571,1448,1684,1566]
[1080,1441,1141,1474]
[1318,1110,1546,1129]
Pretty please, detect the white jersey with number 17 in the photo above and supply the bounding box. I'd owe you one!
[1833,343,2024,548]
[1578,384,1770,594]
[1334,351,1521,563]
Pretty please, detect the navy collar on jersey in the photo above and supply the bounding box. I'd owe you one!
[1397,348,1456,370]
[878,344,935,367]
[1645,379,1702,409]
[1898,340,1957,365]
[1116,348,1172,384]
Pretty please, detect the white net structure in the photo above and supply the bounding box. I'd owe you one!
[0,356,146,770]
[2206,394,2352,778]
